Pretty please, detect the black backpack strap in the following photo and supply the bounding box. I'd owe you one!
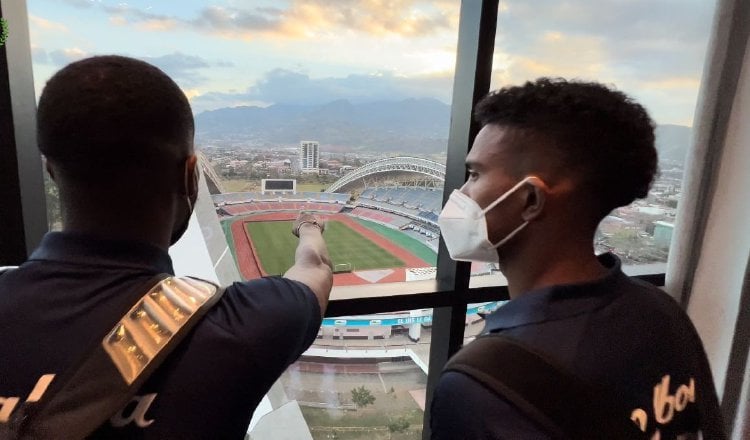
[695,346,727,440]
[9,275,225,440]
[443,334,647,440]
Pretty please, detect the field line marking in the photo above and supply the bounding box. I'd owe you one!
[378,372,387,393]
[214,246,230,269]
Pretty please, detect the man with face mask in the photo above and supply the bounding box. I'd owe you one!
[430,79,724,439]
[0,56,333,438]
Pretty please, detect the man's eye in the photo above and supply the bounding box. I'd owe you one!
[468,171,479,179]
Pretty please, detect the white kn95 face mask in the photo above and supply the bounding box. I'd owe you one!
[437,177,535,263]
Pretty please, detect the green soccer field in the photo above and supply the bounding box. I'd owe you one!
[245,220,405,275]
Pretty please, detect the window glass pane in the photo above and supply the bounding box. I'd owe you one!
[462,301,503,344]
[247,302,500,438]
[475,0,716,287]
[28,0,461,295]
[251,309,433,439]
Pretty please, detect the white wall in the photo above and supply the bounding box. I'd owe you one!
[168,210,220,284]
[685,40,750,397]
[168,177,240,285]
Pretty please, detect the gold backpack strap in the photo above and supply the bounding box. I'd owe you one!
[103,276,220,384]
[13,275,224,440]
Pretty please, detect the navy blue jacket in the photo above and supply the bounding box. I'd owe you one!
[0,232,321,439]
[431,253,720,439]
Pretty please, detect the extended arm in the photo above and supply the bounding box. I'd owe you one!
[283,213,333,317]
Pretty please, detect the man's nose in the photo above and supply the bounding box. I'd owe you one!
[459,180,471,195]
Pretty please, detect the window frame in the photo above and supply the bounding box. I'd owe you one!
[0,1,672,438]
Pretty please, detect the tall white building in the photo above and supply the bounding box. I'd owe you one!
[299,140,319,172]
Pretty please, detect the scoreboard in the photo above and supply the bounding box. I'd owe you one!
[261,179,296,194]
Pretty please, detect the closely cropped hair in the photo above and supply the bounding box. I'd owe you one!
[475,78,657,215]
[37,55,194,182]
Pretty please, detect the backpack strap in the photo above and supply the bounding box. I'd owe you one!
[7,275,224,440]
[443,334,647,440]
[695,345,727,440]
[0,266,18,276]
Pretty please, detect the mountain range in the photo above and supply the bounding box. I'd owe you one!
[195,99,691,163]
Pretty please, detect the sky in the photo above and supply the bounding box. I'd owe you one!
[27,0,716,125]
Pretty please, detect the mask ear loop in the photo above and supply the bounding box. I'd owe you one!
[184,159,194,213]
[484,175,547,248]
[480,176,539,215]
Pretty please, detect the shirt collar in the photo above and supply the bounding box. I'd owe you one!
[483,253,628,333]
[28,231,174,274]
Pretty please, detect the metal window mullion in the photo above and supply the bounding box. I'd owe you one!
[323,272,663,318]
[0,3,27,265]
[0,0,46,261]
[422,1,498,438]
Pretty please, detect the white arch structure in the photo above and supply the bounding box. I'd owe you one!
[326,156,446,193]
[197,151,224,193]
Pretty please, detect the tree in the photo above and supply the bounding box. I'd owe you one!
[387,416,410,438]
[350,385,375,408]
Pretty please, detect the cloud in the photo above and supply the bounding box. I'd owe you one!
[62,0,98,8]
[639,77,701,91]
[274,0,453,38]
[29,15,69,33]
[139,52,211,87]
[191,5,279,36]
[31,47,222,89]
[494,33,609,84]
[95,1,455,39]
[31,46,49,64]
[247,68,453,104]
[189,68,454,113]
[495,0,714,84]
[103,4,180,31]
[140,52,210,70]
[490,0,714,124]
[48,47,88,65]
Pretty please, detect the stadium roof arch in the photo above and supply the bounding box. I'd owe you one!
[197,151,224,194]
[326,156,445,193]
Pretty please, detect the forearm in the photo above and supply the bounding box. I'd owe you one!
[283,223,333,316]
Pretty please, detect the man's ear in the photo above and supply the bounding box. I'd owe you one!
[521,176,547,222]
[184,154,199,198]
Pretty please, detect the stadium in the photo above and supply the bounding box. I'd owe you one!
[208,156,500,344]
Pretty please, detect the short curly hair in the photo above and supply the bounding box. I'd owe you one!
[475,78,658,216]
[37,55,194,183]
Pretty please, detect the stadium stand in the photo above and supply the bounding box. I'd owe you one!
[212,191,349,206]
[356,187,443,226]
[216,198,344,217]
[350,207,411,228]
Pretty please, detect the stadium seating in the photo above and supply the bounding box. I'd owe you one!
[355,187,444,226]
[349,207,411,228]
[215,196,345,217]
[356,187,441,212]
[212,191,348,206]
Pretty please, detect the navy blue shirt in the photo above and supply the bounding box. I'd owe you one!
[431,254,720,440]
[0,232,321,439]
